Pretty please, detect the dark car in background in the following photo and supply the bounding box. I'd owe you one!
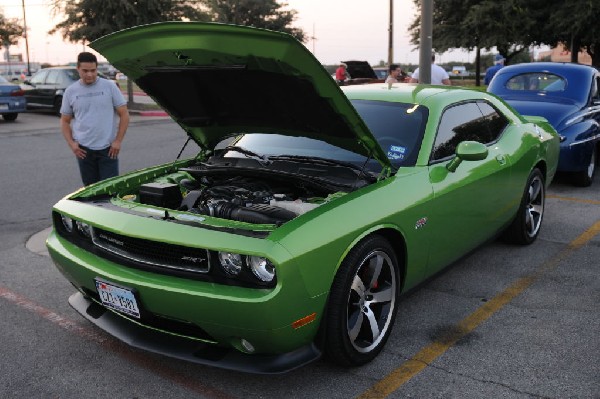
[22,66,115,115]
[21,66,79,114]
[488,62,600,186]
[0,75,27,121]
[342,60,383,85]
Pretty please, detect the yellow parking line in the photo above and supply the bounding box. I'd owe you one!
[547,194,600,205]
[357,219,600,399]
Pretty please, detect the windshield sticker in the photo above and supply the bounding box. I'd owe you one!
[387,145,406,161]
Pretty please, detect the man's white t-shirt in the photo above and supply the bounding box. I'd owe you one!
[411,64,450,85]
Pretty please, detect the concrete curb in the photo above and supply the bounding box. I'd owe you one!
[26,227,51,257]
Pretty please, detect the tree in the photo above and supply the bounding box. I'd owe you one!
[546,0,600,67]
[49,0,209,105]
[49,0,208,44]
[409,0,538,84]
[203,0,305,42]
[0,13,25,68]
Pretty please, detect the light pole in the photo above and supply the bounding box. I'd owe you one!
[418,0,433,84]
[387,0,393,66]
[21,0,31,75]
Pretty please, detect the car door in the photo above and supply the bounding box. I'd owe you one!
[425,101,514,275]
[24,70,48,106]
[41,69,63,107]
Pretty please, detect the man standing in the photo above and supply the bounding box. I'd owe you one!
[484,54,505,85]
[60,52,129,186]
[409,55,451,85]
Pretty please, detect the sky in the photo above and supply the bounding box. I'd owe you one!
[1,0,477,67]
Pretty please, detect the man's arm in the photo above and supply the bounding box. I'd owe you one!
[108,104,130,159]
[60,114,86,159]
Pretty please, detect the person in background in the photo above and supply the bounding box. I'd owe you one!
[60,51,129,186]
[484,54,505,85]
[385,64,403,84]
[335,62,349,85]
[409,55,451,85]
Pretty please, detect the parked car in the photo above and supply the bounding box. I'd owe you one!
[341,60,384,85]
[373,66,388,80]
[0,75,27,121]
[451,65,469,76]
[22,66,115,114]
[47,22,560,374]
[488,62,600,186]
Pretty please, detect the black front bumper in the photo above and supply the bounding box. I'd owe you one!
[69,292,322,374]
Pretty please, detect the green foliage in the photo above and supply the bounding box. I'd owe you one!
[410,0,535,62]
[409,0,600,67]
[0,12,25,49]
[49,0,305,46]
[49,0,209,43]
[203,0,305,42]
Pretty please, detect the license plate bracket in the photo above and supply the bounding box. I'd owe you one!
[94,278,141,319]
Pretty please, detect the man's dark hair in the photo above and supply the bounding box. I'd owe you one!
[77,52,98,66]
[389,64,400,73]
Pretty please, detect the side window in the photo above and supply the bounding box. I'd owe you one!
[46,70,60,85]
[30,70,48,85]
[476,101,509,143]
[431,102,488,161]
[591,76,600,103]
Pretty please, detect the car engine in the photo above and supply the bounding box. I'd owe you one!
[135,173,331,225]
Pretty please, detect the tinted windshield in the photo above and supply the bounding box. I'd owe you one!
[217,100,427,173]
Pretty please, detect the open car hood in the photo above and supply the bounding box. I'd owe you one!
[90,22,391,169]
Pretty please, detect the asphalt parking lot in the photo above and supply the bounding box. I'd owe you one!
[0,111,598,398]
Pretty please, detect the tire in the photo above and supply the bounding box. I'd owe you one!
[573,145,596,187]
[2,113,18,121]
[325,235,400,366]
[502,168,545,245]
[53,96,63,116]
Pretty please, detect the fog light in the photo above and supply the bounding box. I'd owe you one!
[218,252,243,276]
[240,338,255,353]
[247,256,275,282]
[60,215,73,233]
[75,221,92,238]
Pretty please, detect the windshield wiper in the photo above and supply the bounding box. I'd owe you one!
[222,145,271,166]
[269,155,373,176]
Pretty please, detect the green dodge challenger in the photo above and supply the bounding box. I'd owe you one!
[47,22,560,373]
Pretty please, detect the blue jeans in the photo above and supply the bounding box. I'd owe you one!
[77,146,119,186]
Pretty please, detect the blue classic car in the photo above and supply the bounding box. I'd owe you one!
[0,75,27,121]
[488,62,600,186]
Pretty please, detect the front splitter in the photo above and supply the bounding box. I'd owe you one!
[69,292,322,374]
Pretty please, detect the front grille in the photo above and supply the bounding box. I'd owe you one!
[92,227,211,274]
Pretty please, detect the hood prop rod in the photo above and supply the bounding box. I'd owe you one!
[170,137,192,171]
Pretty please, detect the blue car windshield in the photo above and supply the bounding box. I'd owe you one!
[220,100,428,174]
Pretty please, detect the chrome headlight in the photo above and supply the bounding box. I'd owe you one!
[247,256,275,282]
[60,215,73,233]
[218,252,243,276]
[75,221,92,238]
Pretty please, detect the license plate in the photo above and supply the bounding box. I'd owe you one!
[0,104,8,110]
[95,279,140,318]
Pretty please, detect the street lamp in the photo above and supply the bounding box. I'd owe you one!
[21,0,31,75]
